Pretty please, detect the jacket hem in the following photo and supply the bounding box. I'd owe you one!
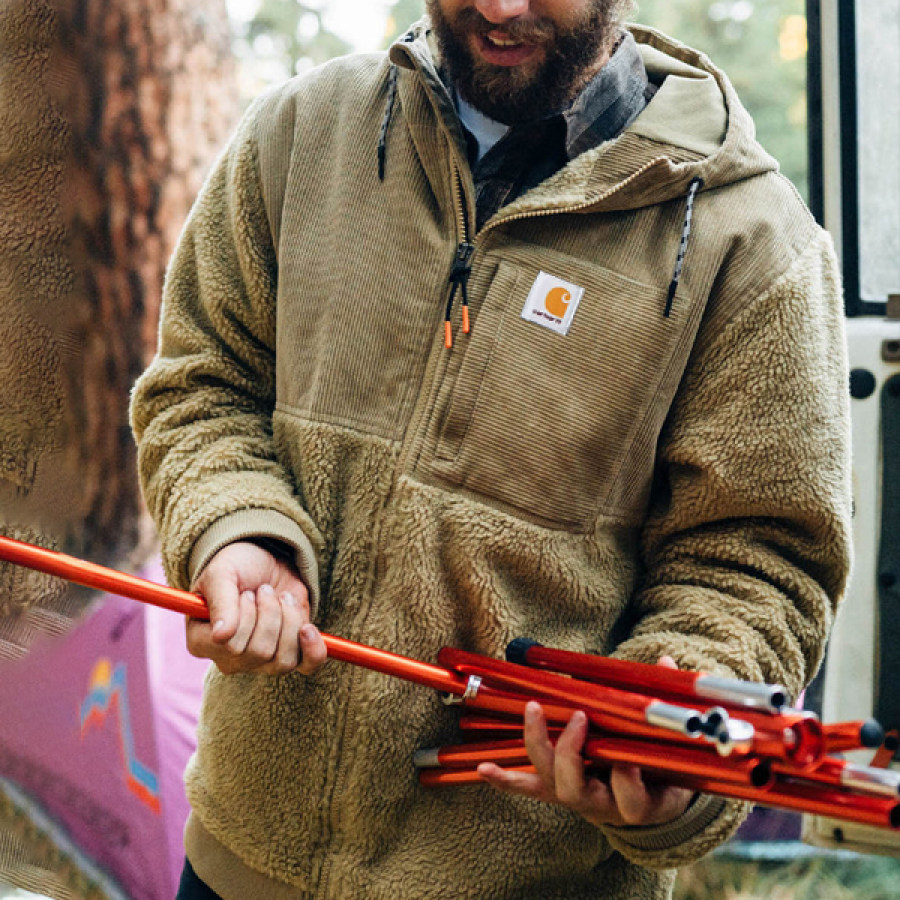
[185,812,311,900]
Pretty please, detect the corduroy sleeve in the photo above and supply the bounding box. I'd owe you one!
[129,93,323,615]
[601,230,852,868]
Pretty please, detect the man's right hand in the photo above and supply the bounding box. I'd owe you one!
[188,540,327,676]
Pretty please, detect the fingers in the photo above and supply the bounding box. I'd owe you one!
[479,702,693,829]
[551,709,587,804]
[194,564,243,643]
[228,590,261,655]
[188,582,328,677]
[476,763,550,801]
[551,710,618,826]
[609,765,654,824]
[481,705,619,823]
[523,702,556,789]
[186,544,327,677]
[297,623,328,675]
[252,586,295,674]
[609,766,695,826]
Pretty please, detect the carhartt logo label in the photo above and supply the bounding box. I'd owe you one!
[521,271,584,336]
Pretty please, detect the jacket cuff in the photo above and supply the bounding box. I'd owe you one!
[601,793,746,868]
[187,509,321,620]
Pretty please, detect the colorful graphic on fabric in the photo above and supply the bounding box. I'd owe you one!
[80,658,161,813]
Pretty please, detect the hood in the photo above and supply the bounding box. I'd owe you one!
[388,19,779,213]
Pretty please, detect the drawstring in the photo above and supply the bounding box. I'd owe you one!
[444,242,475,348]
[664,176,703,317]
[378,64,399,181]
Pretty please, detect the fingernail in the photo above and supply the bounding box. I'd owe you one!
[525,701,541,720]
[300,624,316,641]
[282,592,297,607]
[259,583,274,598]
[212,619,226,637]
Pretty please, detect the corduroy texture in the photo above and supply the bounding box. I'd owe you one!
[130,21,852,900]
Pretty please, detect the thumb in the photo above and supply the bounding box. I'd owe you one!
[195,566,242,642]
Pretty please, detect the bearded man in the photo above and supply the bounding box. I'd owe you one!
[130,1,852,898]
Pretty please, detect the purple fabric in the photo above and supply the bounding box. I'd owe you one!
[0,558,208,899]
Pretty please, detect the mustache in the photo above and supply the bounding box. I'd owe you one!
[450,8,558,43]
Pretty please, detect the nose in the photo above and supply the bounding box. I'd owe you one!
[473,0,531,24]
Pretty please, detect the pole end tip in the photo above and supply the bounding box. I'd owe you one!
[861,719,886,748]
[505,637,541,665]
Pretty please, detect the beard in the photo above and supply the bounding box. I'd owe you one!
[426,0,628,125]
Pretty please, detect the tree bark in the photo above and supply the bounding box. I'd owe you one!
[0,0,238,656]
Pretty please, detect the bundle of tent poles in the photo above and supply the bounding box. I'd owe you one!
[1,534,897,830]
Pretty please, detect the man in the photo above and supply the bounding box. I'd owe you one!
[130,1,852,897]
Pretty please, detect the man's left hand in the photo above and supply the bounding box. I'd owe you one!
[477,656,695,828]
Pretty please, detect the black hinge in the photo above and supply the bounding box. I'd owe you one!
[875,372,900,755]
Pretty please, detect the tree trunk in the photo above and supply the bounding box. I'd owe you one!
[0,0,238,655]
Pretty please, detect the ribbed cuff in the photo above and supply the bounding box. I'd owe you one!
[187,509,321,620]
[601,792,726,854]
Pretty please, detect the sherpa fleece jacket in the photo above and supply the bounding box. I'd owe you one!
[130,21,852,900]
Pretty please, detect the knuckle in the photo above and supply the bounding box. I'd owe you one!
[245,644,277,666]
[224,639,247,657]
[256,585,278,608]
[271,658,297,676]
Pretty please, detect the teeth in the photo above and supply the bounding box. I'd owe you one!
[487,34,521,47]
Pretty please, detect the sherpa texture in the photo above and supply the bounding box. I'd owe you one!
[0,0,68,491]
[131,21,852,900]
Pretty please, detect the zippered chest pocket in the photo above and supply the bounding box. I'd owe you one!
[424,249,700,530]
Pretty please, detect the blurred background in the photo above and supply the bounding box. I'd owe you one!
[0,1,897,898]
[227,0,810,195]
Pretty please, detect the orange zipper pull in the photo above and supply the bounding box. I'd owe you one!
[444,241,475,349]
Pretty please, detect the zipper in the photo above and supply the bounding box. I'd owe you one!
[443,164,475,349]
[476,154,670,241]
[315,159,475,900]
[440,155,670,351]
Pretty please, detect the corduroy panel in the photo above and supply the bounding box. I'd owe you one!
[426,244,701,527]
[270,58,458,443]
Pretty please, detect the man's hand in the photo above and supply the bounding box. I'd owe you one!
[187,540,327,676]
[477,656,694,828]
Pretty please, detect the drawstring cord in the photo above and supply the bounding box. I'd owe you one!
[378,64,399,181]
[664,176,703,317]
[444,242,475,349]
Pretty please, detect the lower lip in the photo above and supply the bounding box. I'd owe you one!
[474,34,540,67]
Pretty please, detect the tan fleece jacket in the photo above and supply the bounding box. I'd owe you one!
[130,21,852,900]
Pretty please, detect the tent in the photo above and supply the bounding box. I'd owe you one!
[0,559,207,899]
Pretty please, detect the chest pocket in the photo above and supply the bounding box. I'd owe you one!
[425,246,699,530]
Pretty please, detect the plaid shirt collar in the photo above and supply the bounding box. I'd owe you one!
[563,30,656,159]
[452,30,656,229]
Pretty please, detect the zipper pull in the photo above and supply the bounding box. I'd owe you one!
[445,242,475,349]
